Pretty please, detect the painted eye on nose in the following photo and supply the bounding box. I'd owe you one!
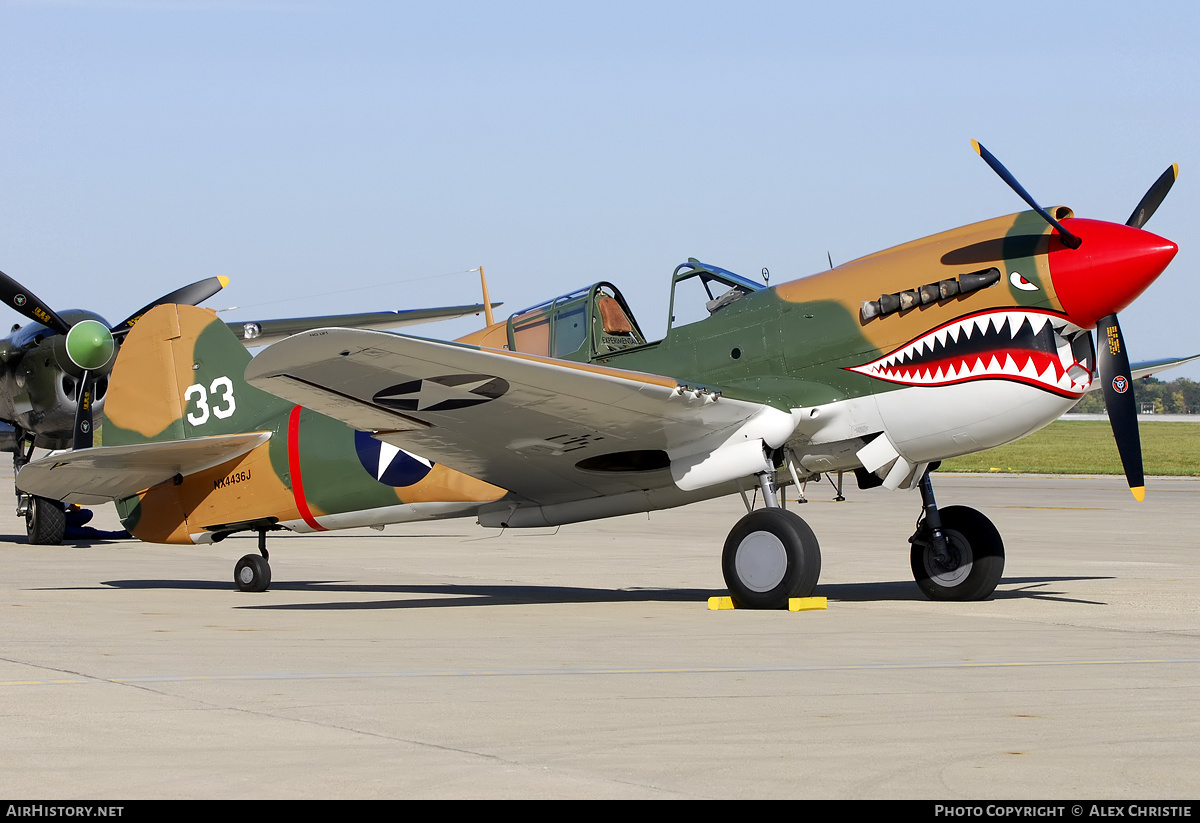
[1010,272,1039,291]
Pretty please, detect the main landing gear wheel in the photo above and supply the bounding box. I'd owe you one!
[26,496,66,545]
[910,505,1004,601]
[722,508,821,609]
[234,553,271,593]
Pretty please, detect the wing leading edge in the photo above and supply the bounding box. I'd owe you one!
[1129,353,1200,381]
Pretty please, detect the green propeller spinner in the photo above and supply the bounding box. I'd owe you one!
[64,319,116,372]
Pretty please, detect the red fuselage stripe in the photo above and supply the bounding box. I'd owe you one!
[287,404,326,531]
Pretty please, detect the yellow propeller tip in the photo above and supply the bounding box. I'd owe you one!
[1131,486,1145,502]
[970,138,982,154]
[217,276,230,288]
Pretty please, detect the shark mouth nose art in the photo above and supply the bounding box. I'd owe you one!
[846,309,1094,397]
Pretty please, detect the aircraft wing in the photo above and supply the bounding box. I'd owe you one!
[1081,353,1200,391]
[245,329,798,506]
[1130,354,1200,380]
[227,304,499,348]
[16,432,271,505]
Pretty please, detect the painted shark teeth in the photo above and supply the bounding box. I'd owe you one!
[847,309,1092,397]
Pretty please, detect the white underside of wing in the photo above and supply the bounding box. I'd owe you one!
[246,328,798,505]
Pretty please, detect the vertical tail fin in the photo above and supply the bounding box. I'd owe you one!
[103,304,291,447]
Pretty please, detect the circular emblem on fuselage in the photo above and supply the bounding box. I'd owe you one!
[1112,375,1129,394]
[373,373,509,412]
[353,431,435,487]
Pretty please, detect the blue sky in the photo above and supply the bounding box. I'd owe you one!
[3,0,1199,378]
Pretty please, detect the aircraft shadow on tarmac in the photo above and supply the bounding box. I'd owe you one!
[821,577,1111,606]
[71,575,1114,609]
[2,529,130,547]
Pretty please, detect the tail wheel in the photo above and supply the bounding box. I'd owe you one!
[911,505,1004,601]
[234,554,271,593]
[722,508,821,609]
[26,496,66,545]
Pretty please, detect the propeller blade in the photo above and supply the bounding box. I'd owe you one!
[971,140,1082,249]
[73,370,95,449]
[111,275,230,334]
[0,269,72,334]
[1096,313,1144,500]
[1126,163,1179,229]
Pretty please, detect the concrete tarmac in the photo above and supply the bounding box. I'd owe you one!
[1,471,1198,799]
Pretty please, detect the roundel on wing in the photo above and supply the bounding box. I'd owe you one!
[373,373,509,412]
[353,430,435,487]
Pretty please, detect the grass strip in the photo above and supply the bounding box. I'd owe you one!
[939,420,1200,476]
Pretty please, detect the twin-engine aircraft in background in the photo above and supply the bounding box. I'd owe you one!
[0,267,490,544]
[17,143,1187,607]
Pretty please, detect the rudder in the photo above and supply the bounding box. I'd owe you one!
[103,304,291,447]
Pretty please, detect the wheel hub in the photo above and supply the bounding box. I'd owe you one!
[927,534,971,586]
[735,531,788,592]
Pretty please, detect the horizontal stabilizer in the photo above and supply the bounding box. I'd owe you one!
[16,431,271,505]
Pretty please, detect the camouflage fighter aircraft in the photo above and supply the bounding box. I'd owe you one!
[0,267,491,544]
[16,144,1187,607]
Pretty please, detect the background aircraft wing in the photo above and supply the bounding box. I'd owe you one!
[245,329,797,505]
[1129,353,1200,380]
[16,432,271,505]
[1078,353,1200,392]
[227,303,499,348]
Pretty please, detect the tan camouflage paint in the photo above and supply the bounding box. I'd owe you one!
[103,302,185,439]
[774,213,1066,354]
[128,447,288,544]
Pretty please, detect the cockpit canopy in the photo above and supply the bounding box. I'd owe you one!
[505,282,646,361]
[503,260,763,362]
[667,259,764,330]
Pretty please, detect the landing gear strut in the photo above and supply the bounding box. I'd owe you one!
[909,469,1004,601]
[234,529,273,592]
[721,470,822,609]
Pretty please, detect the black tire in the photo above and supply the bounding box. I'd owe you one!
[26,496,66,545]
[722,508,821,609]
[911,505,1004,601]
[234,554,271,593]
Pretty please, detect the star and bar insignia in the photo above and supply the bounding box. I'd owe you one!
[372,374,509,412]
